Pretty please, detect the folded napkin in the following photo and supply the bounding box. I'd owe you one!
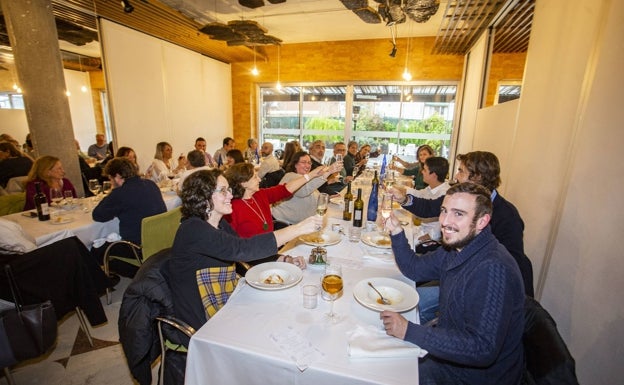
[347,324,427,358]
[92,232,122,249]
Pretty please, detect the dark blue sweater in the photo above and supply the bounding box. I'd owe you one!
[391,227,525,385]
[92,177,166,245]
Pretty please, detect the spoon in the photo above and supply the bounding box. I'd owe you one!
[368,282,391,305]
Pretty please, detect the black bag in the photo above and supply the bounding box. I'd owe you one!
[0,265,57,362]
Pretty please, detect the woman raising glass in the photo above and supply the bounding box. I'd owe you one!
[225,162,326,238]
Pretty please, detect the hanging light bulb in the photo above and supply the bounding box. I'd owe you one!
[12,83,18,90]
[16,87,22,94]
[81,85,88,93]
[402,35,412,81]
[251,46,259,76]
[402,69,412,81]
[65,90,71,97]
[276,45,282,90]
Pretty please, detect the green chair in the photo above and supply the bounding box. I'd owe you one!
[0,193,26,216]
[104,207,182,304]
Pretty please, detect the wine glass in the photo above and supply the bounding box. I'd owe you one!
[63,190,74,205]
[102,181,112,195]
[316,193,329,231]
[88,179,101,200]
[50,188,63,207]
[322,262,343,321]
[380,193,393,233]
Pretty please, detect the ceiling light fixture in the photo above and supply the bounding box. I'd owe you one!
[276,45,282,90]
[251,46,259,76]
[402,35,412,81]
[121,0,134,13]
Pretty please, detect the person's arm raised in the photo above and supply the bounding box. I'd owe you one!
[273,215,322,246]
[284,165,327,193]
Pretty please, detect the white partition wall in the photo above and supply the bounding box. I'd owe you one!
[99,19,232,172]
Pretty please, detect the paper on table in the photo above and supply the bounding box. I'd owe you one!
[347,324,427,358]
[269,326,325,371]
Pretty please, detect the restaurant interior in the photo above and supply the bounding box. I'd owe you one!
[0,0,622,384]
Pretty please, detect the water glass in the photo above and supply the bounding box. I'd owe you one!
[349,224,362,243]
[64,190,74,205]
[302,285,319,309]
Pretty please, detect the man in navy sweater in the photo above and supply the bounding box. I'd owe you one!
[382,182,525,384]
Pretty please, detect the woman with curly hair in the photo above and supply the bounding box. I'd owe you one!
[168,169,322,330]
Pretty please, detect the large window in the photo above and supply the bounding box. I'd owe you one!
[0,92,24,109]
[259,83,457,161]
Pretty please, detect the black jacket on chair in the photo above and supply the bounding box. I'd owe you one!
[523,297,579,385]
[118,248,183,385]
[0,236,107,326]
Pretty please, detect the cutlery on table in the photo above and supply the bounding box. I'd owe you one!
[368,282,391,305]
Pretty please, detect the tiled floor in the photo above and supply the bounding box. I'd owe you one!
[1,277,159,385]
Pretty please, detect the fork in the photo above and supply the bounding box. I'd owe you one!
[368,282,391,305]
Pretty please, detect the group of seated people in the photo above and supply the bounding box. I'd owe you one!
[1,130,538,383]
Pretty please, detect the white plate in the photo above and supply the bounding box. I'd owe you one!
[49,216,75,225]
[299,231,341,246]
[361,231,392,249]
[329,197,344,206]
[353,278,419,313]
[245,262,303,291]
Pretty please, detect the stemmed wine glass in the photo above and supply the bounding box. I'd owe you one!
[102,181,112,196]
[322,262,343,321]
[316,193,329,231]
[88,179,101,201]
[380,193,393,234]
[50,188,63,207]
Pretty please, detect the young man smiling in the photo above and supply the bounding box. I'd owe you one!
[381,182,525,385]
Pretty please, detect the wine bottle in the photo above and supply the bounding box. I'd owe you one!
[352,188,364,227]
[342,182,353,221]
[34,182,50,221]
[367,170,379,222]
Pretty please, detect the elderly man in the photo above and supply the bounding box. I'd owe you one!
[92,157,166,277]
[213,137,235,168]
[194,137,215,167]
[88,133,108,160]
[382,182,525,385]
[318,141,349,195]
[257,142,281,179]
[308,140,325,169]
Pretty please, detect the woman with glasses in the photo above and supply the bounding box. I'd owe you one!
[169,169,322,330]
[224,162,327,238]
[271,151,342,225]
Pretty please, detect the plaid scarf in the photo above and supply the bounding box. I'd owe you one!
[195,264,239,320]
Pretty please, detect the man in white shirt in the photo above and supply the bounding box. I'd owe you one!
[407,157,450,241]
[257,142,280,179]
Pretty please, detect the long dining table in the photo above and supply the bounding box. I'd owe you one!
[185,193,424,385]
[2,190,181,249]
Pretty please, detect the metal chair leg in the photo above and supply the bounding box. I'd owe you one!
[75,307,94,347]
[3,367,16,385]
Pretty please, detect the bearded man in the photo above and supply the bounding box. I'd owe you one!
[381,182,525,385]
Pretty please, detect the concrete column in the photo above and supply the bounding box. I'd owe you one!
[1,0,84,196]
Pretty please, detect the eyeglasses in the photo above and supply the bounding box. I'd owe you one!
[214,186,232,196]
[298,160,312,165]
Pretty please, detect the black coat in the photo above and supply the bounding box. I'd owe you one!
[118,248,182,385]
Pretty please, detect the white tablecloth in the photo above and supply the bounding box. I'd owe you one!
[3,192,181,249]
[185,212,421,385]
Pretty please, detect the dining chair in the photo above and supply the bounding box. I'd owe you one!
[155,316,196,385]
[103,207,182,304]
[522,296,579,385]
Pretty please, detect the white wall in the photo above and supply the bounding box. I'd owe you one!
[99,20,232,173]
[0,69,97,154]
[466,0,623,382]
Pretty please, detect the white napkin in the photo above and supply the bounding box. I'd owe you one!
[92,232,122,248]
[347,324,427,358]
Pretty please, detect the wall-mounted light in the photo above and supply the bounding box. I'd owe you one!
[121,0,134,13]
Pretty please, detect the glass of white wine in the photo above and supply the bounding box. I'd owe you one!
[380,193,393,234]
[88,179,101,201]
[102,181,112,196]
[316,193,329,231]
[50,188,63,207]
[322,262,343,321]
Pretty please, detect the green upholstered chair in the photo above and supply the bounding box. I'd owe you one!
[0,193,26,216]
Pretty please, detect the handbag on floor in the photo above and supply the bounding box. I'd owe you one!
[0,265,57,361]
